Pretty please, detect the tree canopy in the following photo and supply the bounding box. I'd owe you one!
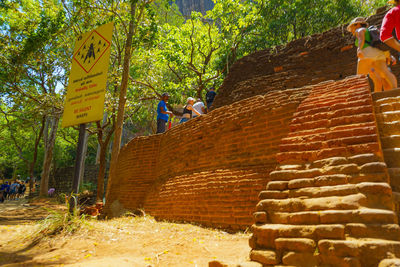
[0,0,389,185]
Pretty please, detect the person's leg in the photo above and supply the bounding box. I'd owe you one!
[372,60,397,91]
[156,119,166,133]
[358,59,383,92]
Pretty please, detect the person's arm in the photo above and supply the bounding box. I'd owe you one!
[385,38,400,52]
[188,105,201,116]
[381,9,398,50]
[356,28,366,58]
[160,105,173,116]
[201,106,206,114]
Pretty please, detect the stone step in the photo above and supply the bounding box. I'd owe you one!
[294,98,372,117]
[383,148,400,168]
[380,135,400,148]
[257,193,367,213]
[279,134,378,152]
[286,121,376,140]
[290,113,375,133]
[298,90,370,109]
[379,121,400,136]
[277,143,380,164]
[251,224,345,248]
[264,207,397,225]
[376,110,400,124]
[372,88,400,101]
[388,168,400,192]
[291,105,372,125]
[376,102,400,113]
[345,223,400,241]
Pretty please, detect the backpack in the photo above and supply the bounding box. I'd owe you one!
[366,26,392,51]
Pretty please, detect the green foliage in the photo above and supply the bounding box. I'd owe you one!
[0,0,392,178]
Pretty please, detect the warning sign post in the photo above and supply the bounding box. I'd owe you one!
[61,23,113,206]
[62,22,113,128]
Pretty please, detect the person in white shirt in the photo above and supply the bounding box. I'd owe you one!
[193,98,206,118]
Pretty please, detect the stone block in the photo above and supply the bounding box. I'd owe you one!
[258,190,288,200]
[345,223,400,241]
[315,224,345,239]
[318,240,360,257]
[275,238,316,252]
[249,250,280,265]
[266,181,289,191]
[282,251,319,266]
[253,212,267,224]
[349,153,382,165]
[360,162,387,173]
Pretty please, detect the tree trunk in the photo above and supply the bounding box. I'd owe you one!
[105,2,136,206]
[39,116,59,197]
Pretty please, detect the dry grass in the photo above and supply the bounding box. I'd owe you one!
[0,204,251,267]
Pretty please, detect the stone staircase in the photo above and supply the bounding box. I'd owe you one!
[373,89,400,221]
[249,76,400,267]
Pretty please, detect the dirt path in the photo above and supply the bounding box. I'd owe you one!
[0,200,251,266]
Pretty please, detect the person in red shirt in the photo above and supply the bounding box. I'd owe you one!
[381,0,400,51]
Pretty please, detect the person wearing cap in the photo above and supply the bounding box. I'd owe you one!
[180,97,201,123]
[348,17,397,91]
[157,93,173,134]
[381,0,400,52]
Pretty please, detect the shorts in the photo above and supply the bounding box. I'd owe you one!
[360,46,387,61]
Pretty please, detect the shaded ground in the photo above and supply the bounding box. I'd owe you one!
[0,199,250,266]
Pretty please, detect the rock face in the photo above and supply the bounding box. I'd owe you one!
[249,76,400,267]
[212,8,400,109]
[175,0,214,16]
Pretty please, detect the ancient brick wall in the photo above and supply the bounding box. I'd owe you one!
[250,76,400,267]
[212,8,400,109]
[105,86,311,229]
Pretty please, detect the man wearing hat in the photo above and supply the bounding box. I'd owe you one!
[157,93,173,134]
[381,0,400,51]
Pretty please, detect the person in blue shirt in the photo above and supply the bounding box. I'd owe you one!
[205,87,217,109]
[157,93,174,134]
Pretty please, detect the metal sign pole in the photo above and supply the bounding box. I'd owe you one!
[70,123,87,213]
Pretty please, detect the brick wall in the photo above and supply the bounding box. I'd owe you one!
[212,8,400,109]
[105,86,311,230]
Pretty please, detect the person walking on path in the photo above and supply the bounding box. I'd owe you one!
[180,97,201,123]
[156,93,173,134]
[193,98,206,118]
[381,0,400,52]
[205,87,217,109]
[348,17,397,91]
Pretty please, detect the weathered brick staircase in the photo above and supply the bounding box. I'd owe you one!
[374,89,400,221]
[249,76,400,267]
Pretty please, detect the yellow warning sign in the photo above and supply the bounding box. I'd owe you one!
[62,22,113,128]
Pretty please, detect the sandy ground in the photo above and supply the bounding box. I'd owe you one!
[0,199,251,266]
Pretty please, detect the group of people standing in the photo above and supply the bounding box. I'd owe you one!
[0,180,26,203]
[349,0,400,91]
[156,87,216,134]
